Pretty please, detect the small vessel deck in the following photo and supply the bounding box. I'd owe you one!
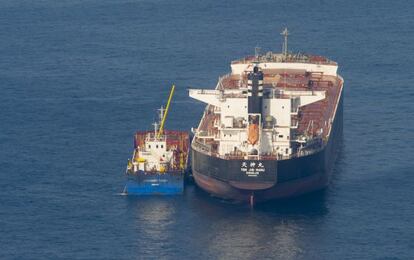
[133,130,189,172]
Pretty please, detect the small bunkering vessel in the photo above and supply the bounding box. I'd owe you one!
[189,29,344,204]
[125,85,190,195]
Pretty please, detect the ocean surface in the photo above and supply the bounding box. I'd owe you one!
[1,0,413,259]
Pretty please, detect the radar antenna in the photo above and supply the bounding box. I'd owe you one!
[281,27,289,58]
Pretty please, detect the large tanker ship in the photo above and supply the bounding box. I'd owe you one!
[189,29,344,203]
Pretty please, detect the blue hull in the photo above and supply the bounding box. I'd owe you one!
[124,172,184,195]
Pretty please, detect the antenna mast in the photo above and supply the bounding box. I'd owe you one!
[254,46,261,60]
[281,27,289,58]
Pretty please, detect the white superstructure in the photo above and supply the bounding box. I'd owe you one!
[189,51,338,159]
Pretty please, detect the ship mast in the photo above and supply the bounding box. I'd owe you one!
[281,27,289,58]
[153,122,159,137]
[158,106,165,125]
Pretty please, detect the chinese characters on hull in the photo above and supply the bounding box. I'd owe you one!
[241,161,265,177]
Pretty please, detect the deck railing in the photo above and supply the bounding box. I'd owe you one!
[231,52,337,66]
[192,137,326,161]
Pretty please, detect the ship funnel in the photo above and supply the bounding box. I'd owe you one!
[247,66,263,146]
[247,66,264,115]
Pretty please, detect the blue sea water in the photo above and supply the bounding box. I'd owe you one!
[1,0,413,259]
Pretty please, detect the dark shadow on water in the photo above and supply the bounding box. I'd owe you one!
[254,189,328,216]
[190,183,329,217]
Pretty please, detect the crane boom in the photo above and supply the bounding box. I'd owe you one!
[157,84,175,138]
